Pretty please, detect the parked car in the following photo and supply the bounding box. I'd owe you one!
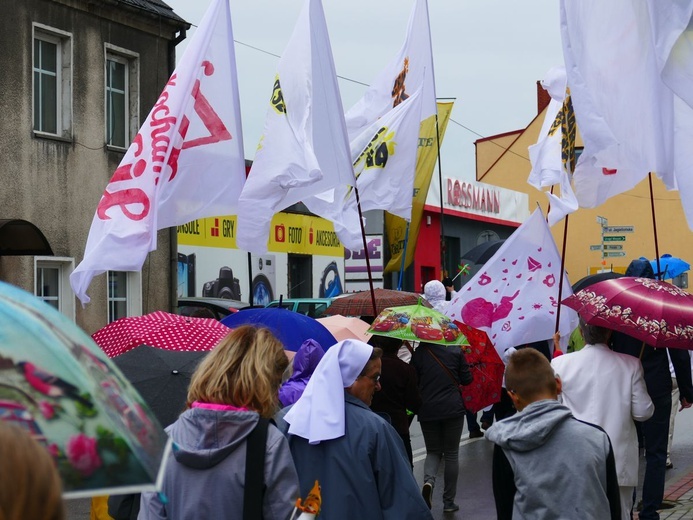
[177,297,250,321]
[266,298,333,318]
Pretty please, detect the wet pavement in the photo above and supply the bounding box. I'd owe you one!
[67,404,693,519]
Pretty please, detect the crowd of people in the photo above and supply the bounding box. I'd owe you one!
[4,258,693,520]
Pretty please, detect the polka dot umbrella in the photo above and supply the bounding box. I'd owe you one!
[92,311,231,358]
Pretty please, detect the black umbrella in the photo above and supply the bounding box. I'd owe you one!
[113,346,207,428]
[571,271,624,294]
[460,240,505,265]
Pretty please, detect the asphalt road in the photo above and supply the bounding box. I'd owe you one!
[66,402,693,520]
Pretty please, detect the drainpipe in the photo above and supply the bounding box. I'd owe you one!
[168,27,187,313]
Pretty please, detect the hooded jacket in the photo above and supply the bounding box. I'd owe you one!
[486,399,620,520]
[423,280,448,313]
[139,407,299,519]
[279,339,324,407]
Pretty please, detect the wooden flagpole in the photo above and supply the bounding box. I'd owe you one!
[648,173,662,279]
[354,186,378,317]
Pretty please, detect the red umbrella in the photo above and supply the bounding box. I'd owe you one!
[92,311,231,358]
[325,288,431,317]
[455,322,504,413]
[562,277,693,349]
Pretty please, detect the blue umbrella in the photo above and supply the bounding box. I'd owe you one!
[650,254,691,279]
[221,307,337,352]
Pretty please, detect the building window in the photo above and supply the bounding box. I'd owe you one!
[106,57,127,148]
[105,45,139,149]
[33,25,72,138]
[35,257,75,319]
[107,271,142,323]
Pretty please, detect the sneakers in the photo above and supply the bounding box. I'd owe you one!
[422,482,433,509]
[469,429,484,439]
[444,503,460,513]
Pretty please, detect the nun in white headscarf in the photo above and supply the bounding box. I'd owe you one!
[279,339,433,520]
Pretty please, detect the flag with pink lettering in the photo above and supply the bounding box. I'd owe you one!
[71,0,245,305]
[446,209,578,356]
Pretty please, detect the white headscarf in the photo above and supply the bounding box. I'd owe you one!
[284,339,373,444]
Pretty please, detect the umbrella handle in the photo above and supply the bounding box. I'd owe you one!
[639,341,646,360]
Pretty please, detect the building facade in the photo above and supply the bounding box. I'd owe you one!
[477,83,693,289]
[0,0,188,334]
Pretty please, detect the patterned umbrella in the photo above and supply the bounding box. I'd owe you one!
[455,322,504,413]
[92,311,230,358]
[562,276,693,349]
[325,288,431,317]
[368,300,466,346]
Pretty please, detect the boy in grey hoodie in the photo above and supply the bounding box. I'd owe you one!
[485,348,621,520]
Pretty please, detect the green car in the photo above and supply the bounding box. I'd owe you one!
[266,298,333,318]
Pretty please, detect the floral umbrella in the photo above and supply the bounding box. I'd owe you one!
[562,276,693,349]
[0,281,168,498]
[455,322,504,413]
[368,300,466,346]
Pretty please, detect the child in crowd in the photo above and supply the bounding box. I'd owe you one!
[486,348,621,520]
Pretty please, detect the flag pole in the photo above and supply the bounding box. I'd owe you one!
[554,213,569,335]
[397,221,411,291]
[648,173,662,279]
[354,186,378,317]
[435,113,446,278]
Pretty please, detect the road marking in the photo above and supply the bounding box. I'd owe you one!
[412,436,485,463]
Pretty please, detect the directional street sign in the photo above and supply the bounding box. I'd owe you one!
[603,226,634,234]
[603,244,623,250]
[597,216,608,226]
[603,236,626,242]
[604,251,627,257]
[590,245,603,251]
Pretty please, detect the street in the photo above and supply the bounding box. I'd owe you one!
[67,401,693,519]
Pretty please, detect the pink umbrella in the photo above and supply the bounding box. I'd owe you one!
[92,311,231,358]
[317,315,372,343]
[562,277,693,349]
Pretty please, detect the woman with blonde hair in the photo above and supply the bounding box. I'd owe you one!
[0,421,64,520]
[139,325,299,519]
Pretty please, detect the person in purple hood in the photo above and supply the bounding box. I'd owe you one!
[279,339,325,407]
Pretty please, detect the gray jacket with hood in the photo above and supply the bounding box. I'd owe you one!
[485,399,620,520]
[139,407,299,519]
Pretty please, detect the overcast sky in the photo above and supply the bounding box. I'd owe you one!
[164,0,564,182]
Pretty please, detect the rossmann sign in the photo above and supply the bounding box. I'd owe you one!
[446,179,501,214]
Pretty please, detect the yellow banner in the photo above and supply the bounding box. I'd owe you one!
[177,212,343,256]
[384,101,454,273]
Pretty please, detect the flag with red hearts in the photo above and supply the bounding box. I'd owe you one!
[446,209,578,356]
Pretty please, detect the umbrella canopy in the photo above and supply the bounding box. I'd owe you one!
[325,288,431,317]
[221,308,337,352]
[460,240,505,265]
[571,271,624,293]
[455,322,504,413]
[0,281,168,498]
[650,254,691,279]
[113,346,207,428]
[368,300,467,346]
[562,276,693,349]
[316,315,372,343]
[92,311,231,358]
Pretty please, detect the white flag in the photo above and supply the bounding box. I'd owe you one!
[70,0,246,304]
[527,66,579,226]
[236,0,354,254]
[560,0,693,224]
[446,209,578,356]
[344,0,437,139]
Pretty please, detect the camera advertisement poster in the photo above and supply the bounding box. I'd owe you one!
[177,213,345,304]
